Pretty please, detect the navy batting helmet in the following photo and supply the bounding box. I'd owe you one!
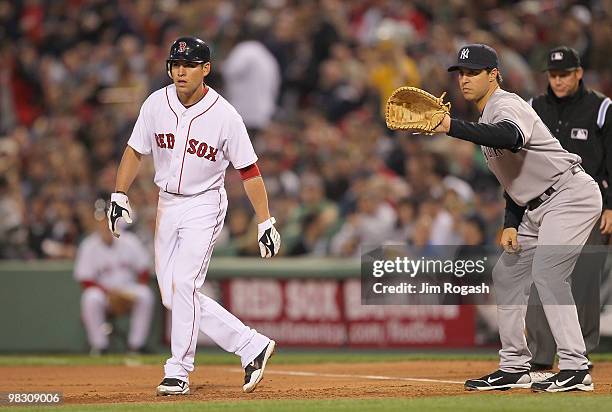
[166,36,211,78]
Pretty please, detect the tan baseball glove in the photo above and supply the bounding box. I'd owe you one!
[107,290,135,316]
[385,87,451,134]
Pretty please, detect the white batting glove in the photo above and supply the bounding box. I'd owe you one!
[107,192,133,238]
[258,217,281,258]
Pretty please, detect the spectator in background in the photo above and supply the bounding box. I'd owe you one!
[0,174,27,258]
[0,137,28,258]
[388,197,417,243]
[74,198,154,355]
[411,213,434,253]
[418,196,461,246]
[285,174,339,255]
[223,20,281,135]
[1,0,611,262]
[458,213,487,248]
[589,13,612,78]
[216,206,259,257]
[315,58,367,123]
[331,180,397,257]
[367,36,421,114]
[439,139,499,194]
[300,1,340,98]
[256,149,300,199]
[558,6,592,68]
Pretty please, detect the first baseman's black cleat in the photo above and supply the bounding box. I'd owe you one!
[465,369,531,391]
[156,378,190,396]
[243,340,276,393]
[531,369,593,392]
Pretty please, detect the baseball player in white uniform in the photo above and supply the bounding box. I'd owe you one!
[75,199,154,355]
[107,36,280,396]
[437,44,600,392]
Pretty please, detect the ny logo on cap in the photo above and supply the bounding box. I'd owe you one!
[460,48,469,59]
[551,51,563,61]
[178,41,187,53]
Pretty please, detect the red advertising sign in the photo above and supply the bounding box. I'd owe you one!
[221,279,475,347]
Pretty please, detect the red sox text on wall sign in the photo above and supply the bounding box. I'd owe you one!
[155,133,218,161]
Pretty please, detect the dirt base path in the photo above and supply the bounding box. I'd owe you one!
[2,360,611,405]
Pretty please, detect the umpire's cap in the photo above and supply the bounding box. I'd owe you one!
[447,44,498,72]
[166,36,211,78]
[544,46,581,72]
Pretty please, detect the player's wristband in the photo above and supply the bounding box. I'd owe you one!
[258,217,276,231]
[239,163,261,180]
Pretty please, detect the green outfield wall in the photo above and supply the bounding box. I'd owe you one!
[0,258,359,352]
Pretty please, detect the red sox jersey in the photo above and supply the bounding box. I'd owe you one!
[74,231,150,290]
[128,85,258,195]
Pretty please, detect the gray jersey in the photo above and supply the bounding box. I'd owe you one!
[480,89,581,206]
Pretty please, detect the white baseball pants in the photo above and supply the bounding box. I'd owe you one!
[81,284,154,351]
[155,189,269,382]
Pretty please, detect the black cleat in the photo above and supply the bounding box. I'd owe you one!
[243,340,276,393]
[156,378,190,396]
[531,369,593,392]
[465,369,531,391]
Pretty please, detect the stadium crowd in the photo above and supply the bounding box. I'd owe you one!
[1,0,611,259]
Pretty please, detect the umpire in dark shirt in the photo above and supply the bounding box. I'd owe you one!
[527,46,612,371]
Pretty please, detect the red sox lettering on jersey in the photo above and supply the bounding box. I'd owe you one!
[155,133,175,149]
[155,133,219,161]
[128,84,257,195]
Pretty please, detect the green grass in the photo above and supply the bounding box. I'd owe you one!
[1,351,612,367]
[3,395,612,412]
[0,351,500,367]
[2,352,611,411]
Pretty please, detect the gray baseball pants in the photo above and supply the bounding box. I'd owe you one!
[525,222,607,367]
[493,168,601,372]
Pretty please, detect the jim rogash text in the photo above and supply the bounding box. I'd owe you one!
[372,282,490,296]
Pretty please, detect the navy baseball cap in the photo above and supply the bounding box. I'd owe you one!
[544,46,581,71]
[447,44,499,72]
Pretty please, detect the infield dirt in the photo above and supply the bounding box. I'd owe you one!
[1,360,611,405]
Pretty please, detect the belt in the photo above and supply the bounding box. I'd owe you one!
[161,187,221,197]
[527,164,583,210]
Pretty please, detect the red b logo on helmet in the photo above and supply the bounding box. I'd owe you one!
[178,41,187,53]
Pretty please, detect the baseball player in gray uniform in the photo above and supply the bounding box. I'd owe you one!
[434,44,600,392]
